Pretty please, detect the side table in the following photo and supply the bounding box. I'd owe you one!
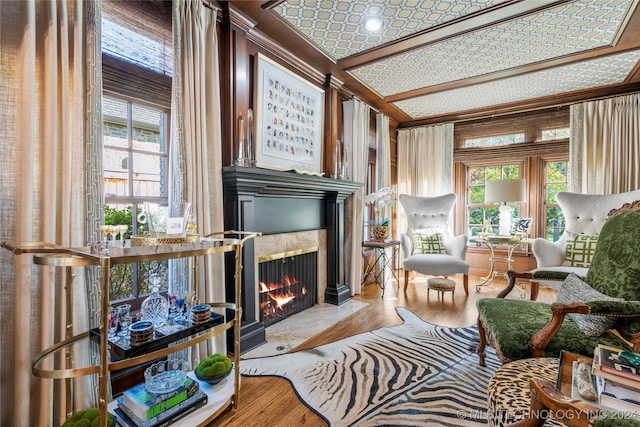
[472,235,531,292]
[361,239,400,297]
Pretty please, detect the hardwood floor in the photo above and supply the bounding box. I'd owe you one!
[211,273,557,426]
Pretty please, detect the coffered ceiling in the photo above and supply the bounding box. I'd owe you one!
[229,0,640,126]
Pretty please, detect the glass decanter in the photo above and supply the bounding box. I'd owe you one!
[141,273,169,328]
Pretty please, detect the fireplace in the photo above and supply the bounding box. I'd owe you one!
[258,248,318,327]
[223,165,362,353]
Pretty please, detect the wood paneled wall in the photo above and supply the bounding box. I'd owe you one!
[219,4,398,175]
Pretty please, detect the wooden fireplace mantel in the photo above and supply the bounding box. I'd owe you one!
[222,165,363,353]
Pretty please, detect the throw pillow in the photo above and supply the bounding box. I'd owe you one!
[563,233,598,267]
[556,273,623,336]
[412,228,445,255]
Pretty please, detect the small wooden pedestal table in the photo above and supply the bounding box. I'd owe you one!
[361,239,400,297]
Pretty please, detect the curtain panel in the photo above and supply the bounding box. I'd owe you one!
[376,113,393,227]
[396,124,454,240]
[171,0,226,355]
[343,99,371,295]
[571,92,640,194]
[0,1,102,425]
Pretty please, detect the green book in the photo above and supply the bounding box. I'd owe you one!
[121,378,199,421]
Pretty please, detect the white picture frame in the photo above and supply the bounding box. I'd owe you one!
[511,217,533,235]
[254,53,324,173]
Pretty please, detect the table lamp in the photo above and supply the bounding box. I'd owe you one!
[485,179,526,236]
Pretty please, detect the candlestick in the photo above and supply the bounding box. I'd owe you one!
[247,108,254,166]
[237,114,245,165]
[333,140,341,179]
[341,148,348,180]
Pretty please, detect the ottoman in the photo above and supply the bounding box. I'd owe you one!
[427,277,456,299]
[487,357,565,427]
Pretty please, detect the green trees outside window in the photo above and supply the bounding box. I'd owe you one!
[105,205,167,302]
[544,161,569,241]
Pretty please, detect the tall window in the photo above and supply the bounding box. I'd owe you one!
[467,164,522,236]
[103,96,170,301]
[543,160,570,241]
[102,0,172,304]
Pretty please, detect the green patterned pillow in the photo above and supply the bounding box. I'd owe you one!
[556,273,623,336]
[563,233,598,267]
[412,229,445,255]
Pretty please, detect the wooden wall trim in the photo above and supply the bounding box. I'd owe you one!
[399,83,640,128]
[454,140,569,163]
[228,5,327,89]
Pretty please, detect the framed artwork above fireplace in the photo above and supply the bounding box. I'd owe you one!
[254,53,324,174]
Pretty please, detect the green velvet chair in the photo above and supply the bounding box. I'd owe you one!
[476,200,640,365]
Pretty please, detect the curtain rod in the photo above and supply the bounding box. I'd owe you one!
[202,0,220,11]
[347,95,382,115]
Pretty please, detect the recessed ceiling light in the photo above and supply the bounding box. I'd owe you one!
[365,17,383,33]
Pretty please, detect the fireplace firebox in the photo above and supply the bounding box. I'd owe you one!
[258,248,318,327]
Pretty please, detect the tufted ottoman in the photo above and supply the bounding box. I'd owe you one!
[427,277,456,300]
[487,357,566,427]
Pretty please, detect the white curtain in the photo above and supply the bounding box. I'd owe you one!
[570,93,640,194]
[343,99,371,295]
[376,113,392,223]
[0,1,102,425]
[171,0,226,354]
[396,123,454,237]
[376,113,392,188]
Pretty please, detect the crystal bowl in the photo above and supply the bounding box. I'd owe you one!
[144,359,190,394]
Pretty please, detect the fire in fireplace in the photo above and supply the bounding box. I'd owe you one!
[258,248,318,327]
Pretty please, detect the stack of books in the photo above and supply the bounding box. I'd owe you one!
[115,377,207,427]
[591,344,640,414]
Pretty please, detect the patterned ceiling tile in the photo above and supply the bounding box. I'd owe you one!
[350,0,634,96]
[271,0,508,60]
[392,50,640,118]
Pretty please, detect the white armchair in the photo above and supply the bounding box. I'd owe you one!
[399,193,470,295]
[531,190,640,294]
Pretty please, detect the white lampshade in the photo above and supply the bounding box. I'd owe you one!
[485,179,526,236]
[485,179,526,204]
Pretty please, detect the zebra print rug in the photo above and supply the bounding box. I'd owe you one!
[240,307,501,426]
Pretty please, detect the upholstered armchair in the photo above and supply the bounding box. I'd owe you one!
[530,190,640,299]
[398,193,470,295]
[476,200,640,366]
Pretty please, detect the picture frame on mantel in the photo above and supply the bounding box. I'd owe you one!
[254,53,324,174]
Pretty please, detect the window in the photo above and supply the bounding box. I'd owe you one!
[103,96,170,302]
[464,133,525,148]
[467,164,522,237]
[541,127,570,141]
[102,0,172,304]
[454,107,570,241]
[103,97,168,202]
[543,160,570,241]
